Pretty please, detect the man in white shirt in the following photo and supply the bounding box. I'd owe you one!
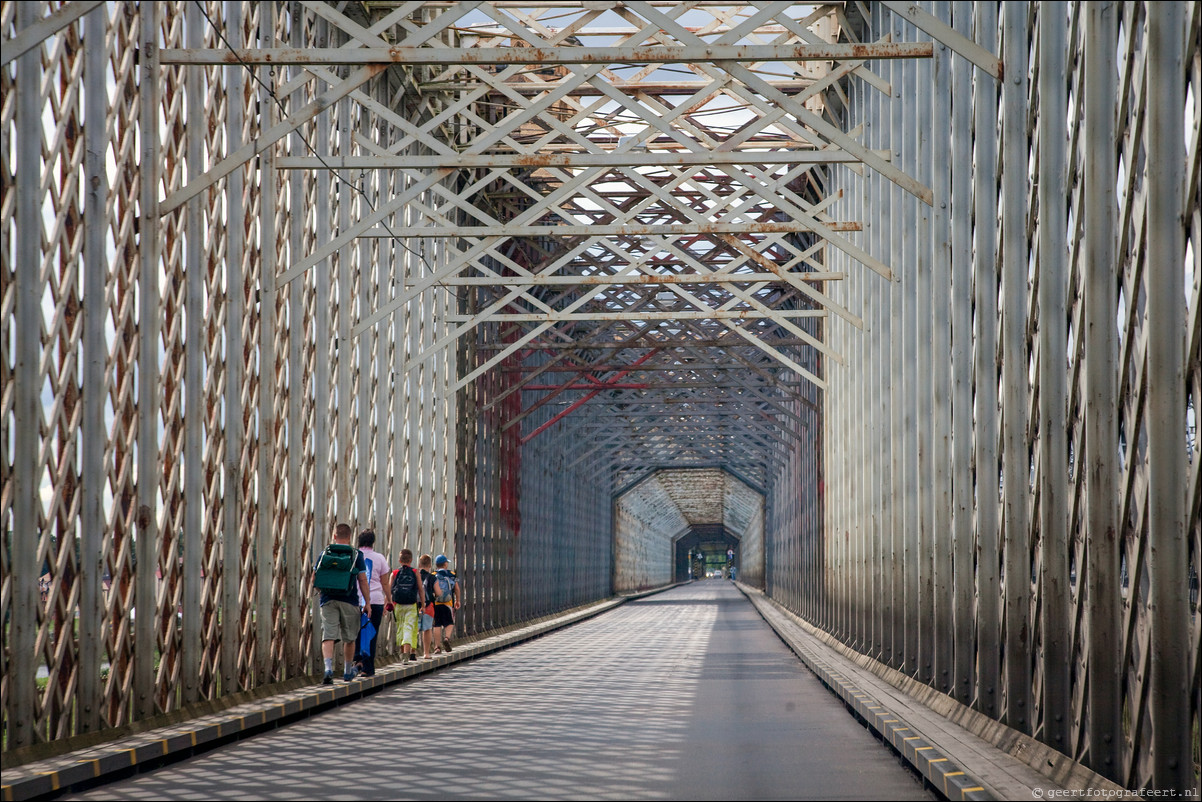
[354,529,392,677]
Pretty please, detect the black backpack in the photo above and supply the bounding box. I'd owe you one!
[392,565,420,604]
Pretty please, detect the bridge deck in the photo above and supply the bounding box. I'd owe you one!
[63,584,931,801]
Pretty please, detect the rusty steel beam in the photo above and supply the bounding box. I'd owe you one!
[159,42,936,65]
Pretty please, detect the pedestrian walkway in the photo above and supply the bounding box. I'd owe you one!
[63,583,930,800]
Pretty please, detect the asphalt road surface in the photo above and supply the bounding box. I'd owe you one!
[65,583,932,801]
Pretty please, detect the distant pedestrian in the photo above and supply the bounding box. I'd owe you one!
[314,523,370,684]
[391,548,423,663]
[432,554,460,653]
[354,530,391,677]
[418,554,436,659]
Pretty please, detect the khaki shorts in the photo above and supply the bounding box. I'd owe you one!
[320,600,360,643]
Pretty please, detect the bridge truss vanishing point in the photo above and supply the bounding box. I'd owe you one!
[1,0,1199,793]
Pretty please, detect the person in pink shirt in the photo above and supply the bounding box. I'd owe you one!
[354,530,392,677]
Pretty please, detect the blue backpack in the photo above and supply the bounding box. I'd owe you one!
[434,570,456,604]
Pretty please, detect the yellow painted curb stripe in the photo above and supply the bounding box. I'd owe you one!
[961,788,985,799]
[943,771,965,796]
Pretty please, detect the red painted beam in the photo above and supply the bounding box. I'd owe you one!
[519,350,659,444]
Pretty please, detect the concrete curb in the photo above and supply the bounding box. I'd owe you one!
[1,585,680,802]
[736,585,992,800]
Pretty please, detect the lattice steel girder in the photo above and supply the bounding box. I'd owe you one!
[475,336,823,350]
[574,408,807,445]
[571,440,784,472]
[406,272,844,286]
[159,41,935,65]
[356,221,862,237]
[392,235,841,389]
[446,309,826,323]
[276,150,888,168]
[577,414,794,438]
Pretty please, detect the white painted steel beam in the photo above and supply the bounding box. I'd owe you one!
[160,64,387,215]
[275,150,887,169]
[358,221,863,237]
[409,272,844,287]
[0,0,105,66]
[879,0,1002,79]
[444,310,826,323]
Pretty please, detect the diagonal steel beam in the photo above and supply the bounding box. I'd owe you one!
[160,64,385,215]
[519,350,661,443]
[879,1,1002,79]
[1,0,104,67]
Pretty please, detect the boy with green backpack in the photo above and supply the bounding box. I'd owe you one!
[313,522,371,683]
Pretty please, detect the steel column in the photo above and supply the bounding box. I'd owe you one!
[312,17,332,653]
[1000,0,1032,734]
[1145,3,1191,791]
[929,0,954,696]
[255,0,278,688]
[972,0,1001,721]
[79,1,108,735]
[900,29,920,677]
[913,7,935,685]
[949,0,977,708]
[1036,0,1071,755]
[182,1,204,706]
[10,0,42,751]
[888,7,906,673]
[134,0,160,722]
[285,14,306,677]
[336,91,353,524]
[868,12,887,663]
[1082,1,1121,782]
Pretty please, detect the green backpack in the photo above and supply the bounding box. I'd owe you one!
[314,544,359,592]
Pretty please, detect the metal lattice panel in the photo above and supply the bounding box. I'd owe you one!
[816,1,1199,792]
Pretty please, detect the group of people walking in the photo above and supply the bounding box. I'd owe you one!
[313,524,461,684]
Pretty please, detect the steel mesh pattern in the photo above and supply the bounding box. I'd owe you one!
[815,2,1199,791]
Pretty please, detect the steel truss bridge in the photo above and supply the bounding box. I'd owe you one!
[1,0,1199,795]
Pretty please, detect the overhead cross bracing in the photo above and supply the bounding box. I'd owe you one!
[173,0,923,480]
[246,0,918,476]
